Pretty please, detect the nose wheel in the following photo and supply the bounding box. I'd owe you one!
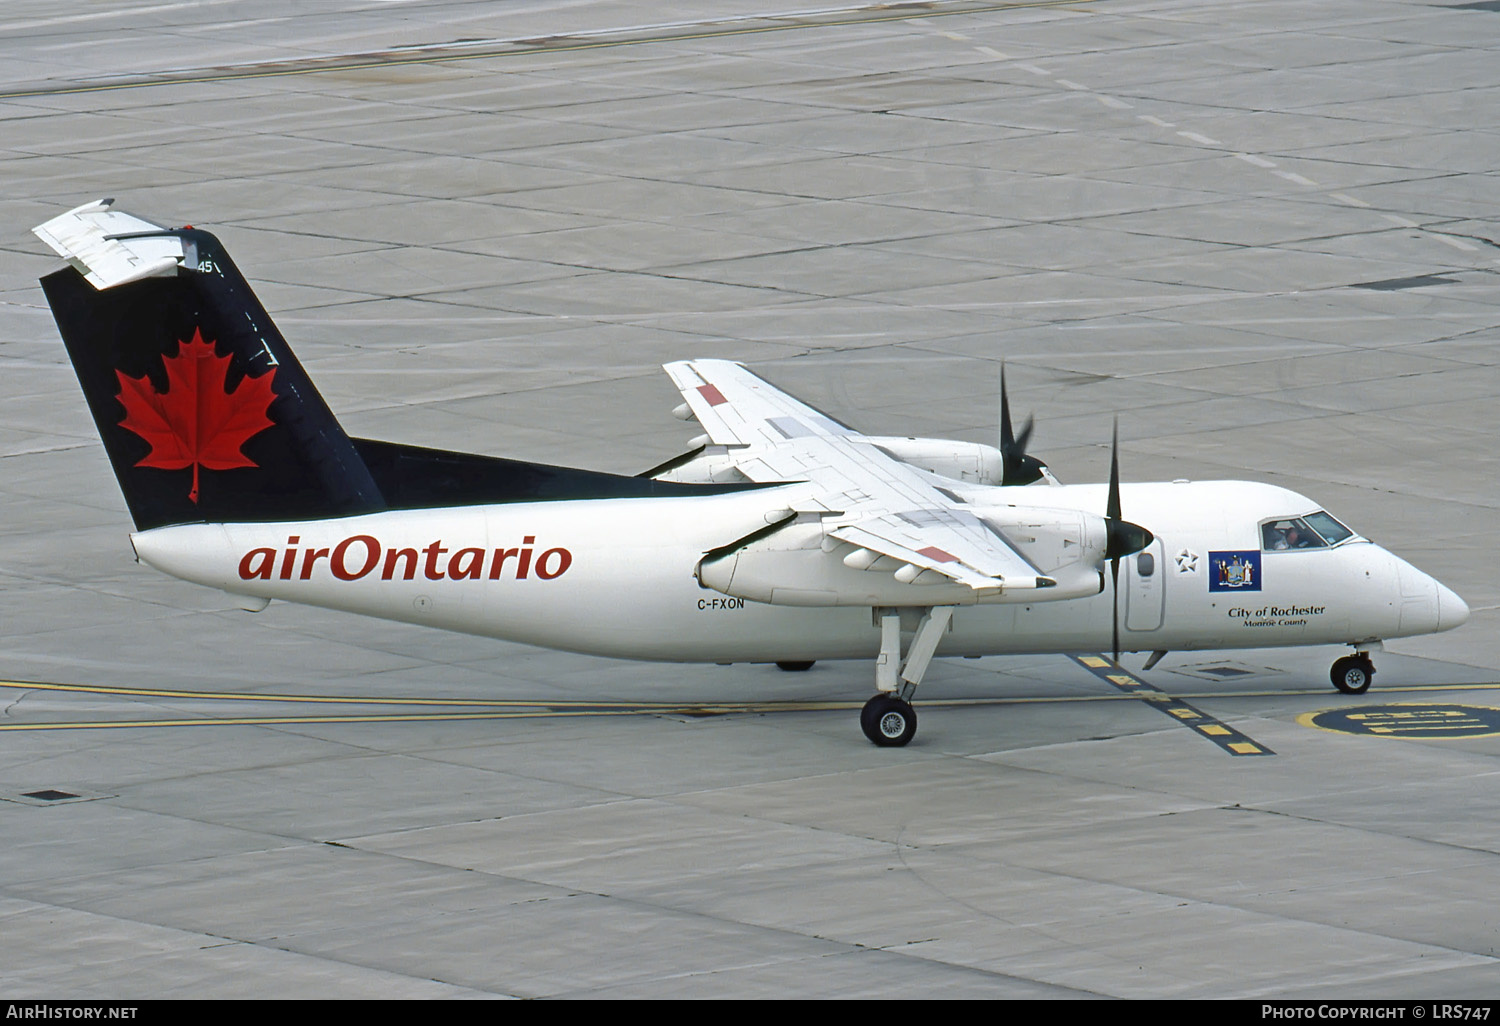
[1331,654,1375,694]
[861,694,917,747]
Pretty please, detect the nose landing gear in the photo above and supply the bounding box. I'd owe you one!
[1331,652,1376,694]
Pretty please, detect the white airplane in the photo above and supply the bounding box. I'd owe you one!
[33,200,1470,746]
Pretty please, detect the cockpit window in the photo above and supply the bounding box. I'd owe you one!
[1260,511,1355,551]
[1303,510,1353,545]
[1262,519,1325,550]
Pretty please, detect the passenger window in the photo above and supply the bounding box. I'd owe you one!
[1261,518,1327,551]
[1137,552,1155,577]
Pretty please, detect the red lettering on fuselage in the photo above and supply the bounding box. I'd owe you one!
[448,548,484,580]
[299,547,330,579]
[332,535,380,580]
[237,535,573,583]
[279,535,300,580]
[421,541,448,580]
[489,548,518,579]
[383,547,418,581]
[535,547,571,580]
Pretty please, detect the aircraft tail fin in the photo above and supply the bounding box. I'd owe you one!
[35,200,385,531]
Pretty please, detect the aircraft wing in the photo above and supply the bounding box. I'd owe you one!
[828,508,1053,592]
[664,360,856,449]
[664,359,1054,593]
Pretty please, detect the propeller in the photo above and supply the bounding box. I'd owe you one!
[1103,419,1154,664]
[999,364,1046,486]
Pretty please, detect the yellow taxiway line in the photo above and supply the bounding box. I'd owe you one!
[3,676,1496,733]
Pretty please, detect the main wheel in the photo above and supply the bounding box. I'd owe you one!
[861,694,917,747]
[1331,655,1374,694]
[776,661,815,672]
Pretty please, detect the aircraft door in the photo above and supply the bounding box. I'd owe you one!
[1125,537,1166,632]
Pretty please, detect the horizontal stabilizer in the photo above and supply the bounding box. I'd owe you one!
[33,199,186,290]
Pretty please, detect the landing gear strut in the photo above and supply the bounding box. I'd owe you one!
[1331,652,1376,694]
[861,606,953,747]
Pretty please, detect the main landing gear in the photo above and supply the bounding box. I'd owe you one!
[860,606,953,747]
[1331,650,1377,694]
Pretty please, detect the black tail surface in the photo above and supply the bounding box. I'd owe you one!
[37,205,767,530]
[41,228,385,531]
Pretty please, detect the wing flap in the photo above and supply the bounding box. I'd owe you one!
[831,510,1053,592]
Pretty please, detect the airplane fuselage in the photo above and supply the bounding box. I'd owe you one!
[32,202,1470,746]
[130,479,1465,666]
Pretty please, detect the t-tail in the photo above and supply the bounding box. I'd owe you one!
[35,200,385,530]
[35,200,761,532]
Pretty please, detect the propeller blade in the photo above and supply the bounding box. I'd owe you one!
[1000,363,1014,453]
[1102,419,1153,665]
[999,363,1044,486]
[1107,419,1121,524]
[1111,555,1121,665]
[1109,419,1122,663]
[1013,415,1034,461]
[1103,419,1154,560]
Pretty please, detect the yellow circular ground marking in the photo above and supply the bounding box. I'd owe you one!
[1298,703,1500,740]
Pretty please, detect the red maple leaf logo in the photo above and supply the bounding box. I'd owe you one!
[115,328,277,504]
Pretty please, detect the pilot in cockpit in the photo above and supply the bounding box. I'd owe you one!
[1264,520,1317,550]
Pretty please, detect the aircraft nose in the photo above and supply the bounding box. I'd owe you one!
[1436,581,1470,633]
[1388,554,1469,637]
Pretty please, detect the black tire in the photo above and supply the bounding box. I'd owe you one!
[775,661,815,672]
[1331,655,1374,694]
[861,694,917,747]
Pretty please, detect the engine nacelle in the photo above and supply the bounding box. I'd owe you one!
[696,512,1105,608]
[860,437,1006,485]
[970,504,1109,597]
